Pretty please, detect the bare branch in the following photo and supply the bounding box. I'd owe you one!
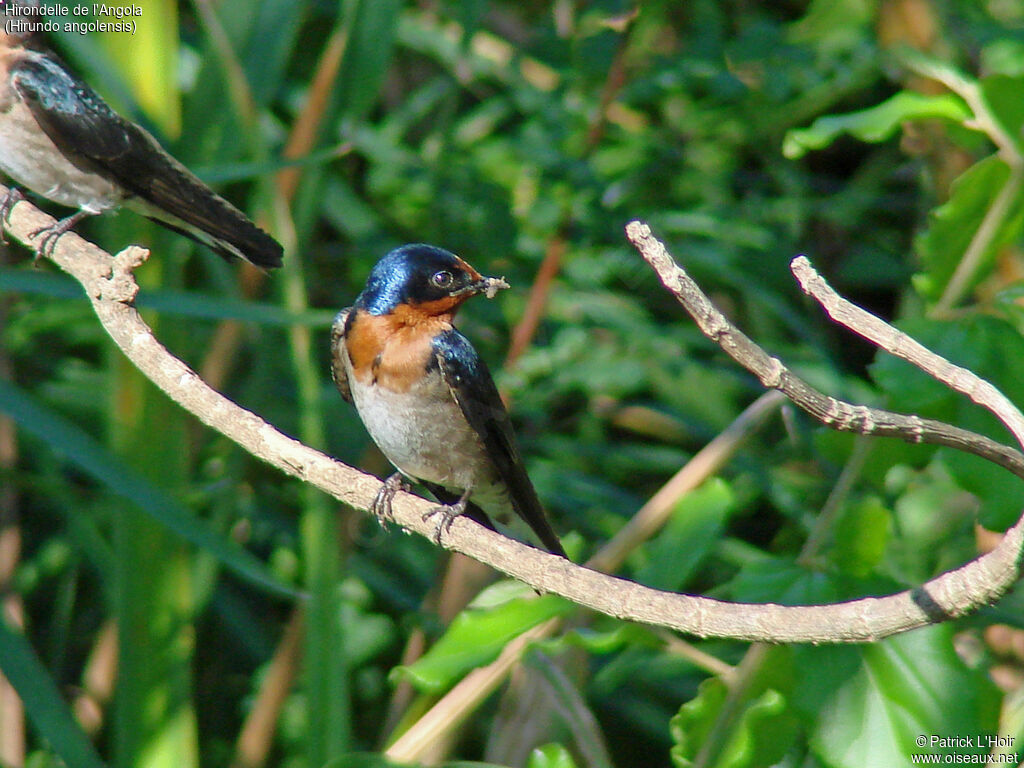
[5,190,1022,644]
[626,219,1024,630]
[791,255,1024,447]
[625,221,1024,479]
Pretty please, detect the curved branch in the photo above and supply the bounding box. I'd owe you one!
[624,222,1024,479]
[4,188,1020,643]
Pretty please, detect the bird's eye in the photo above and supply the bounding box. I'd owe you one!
[431,270,455,289]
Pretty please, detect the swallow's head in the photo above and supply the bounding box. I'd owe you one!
[356,244,509,317]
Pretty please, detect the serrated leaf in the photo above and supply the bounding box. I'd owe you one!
[393,594,573,693]
[783,92,970,159]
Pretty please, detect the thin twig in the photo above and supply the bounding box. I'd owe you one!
[790,255,1024,447]
[625,222,1024,480]
[231,610,304,768]
[797,435,872,566]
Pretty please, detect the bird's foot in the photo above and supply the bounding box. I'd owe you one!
[370,473,411,528]
[29,209,93,263]
[0,188,25,245]
[422,486,473,545]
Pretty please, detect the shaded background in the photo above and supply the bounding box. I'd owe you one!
[2,0,1024,766]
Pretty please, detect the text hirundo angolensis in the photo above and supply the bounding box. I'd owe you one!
[331,244,566,557]
[0,1,283,267]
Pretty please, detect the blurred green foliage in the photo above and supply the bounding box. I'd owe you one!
[2,0,1024,766]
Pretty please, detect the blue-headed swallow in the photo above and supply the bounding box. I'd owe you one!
[0,1,283,267]
[331,244,566,558]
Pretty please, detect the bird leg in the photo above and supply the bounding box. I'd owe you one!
[422,485,473,545]
[370,472,411,527]
[30,208,95,262]
[0,187,24,245]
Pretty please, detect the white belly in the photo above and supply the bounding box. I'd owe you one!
[351,366,493,489]
[0,99,123,212]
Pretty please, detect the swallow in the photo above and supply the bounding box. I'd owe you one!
[0,3,283,267]
[331,244,566,558]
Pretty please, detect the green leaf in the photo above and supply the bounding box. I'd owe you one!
[0,616,108,768]
[783,91,971,159]
[636,478,735,591]
[793,626,999,768]
[982,40,1024,78]
[787,0,873,53]
[336,0,404,124]
[726,557,845,605]
[870,314,1024,531]
[940,447,1022,531]
[0,379,295,599]
[99,0,180,135]
[538,623,660,657]
[914,155,1024,301]
[670,647,798,768]
[393,592,573,693]
[527,744,579,768]
[979,75,1024,154]
[832,495,892,576]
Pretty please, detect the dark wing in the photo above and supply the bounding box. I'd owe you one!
[10,53,283,268]
[433,329,565,557]
[330,308,353,403]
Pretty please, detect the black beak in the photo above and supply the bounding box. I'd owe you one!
[452,275,510,299]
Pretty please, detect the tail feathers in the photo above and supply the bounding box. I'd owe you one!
[143,213,283,269]
[124,137,284,269]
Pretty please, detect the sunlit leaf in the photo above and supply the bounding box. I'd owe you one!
[393,594,572,693]
[914,156,1024,301]
[794,627,999,768]
[783,91,971,159]
[527,744,579,768]
[670,647,798,768]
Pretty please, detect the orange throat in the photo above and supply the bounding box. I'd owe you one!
[347,307,457,393]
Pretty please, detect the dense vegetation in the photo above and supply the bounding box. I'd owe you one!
[2,1,1024,766]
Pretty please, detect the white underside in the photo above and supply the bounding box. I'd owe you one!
[343,350,512,519]
[0,98,122,211]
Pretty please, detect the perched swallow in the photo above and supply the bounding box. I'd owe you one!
[0,3,282,267]
[331,244,566,558]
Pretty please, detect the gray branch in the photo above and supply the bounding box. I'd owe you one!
[4,186,1017,643]
[627,220,1022,633]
